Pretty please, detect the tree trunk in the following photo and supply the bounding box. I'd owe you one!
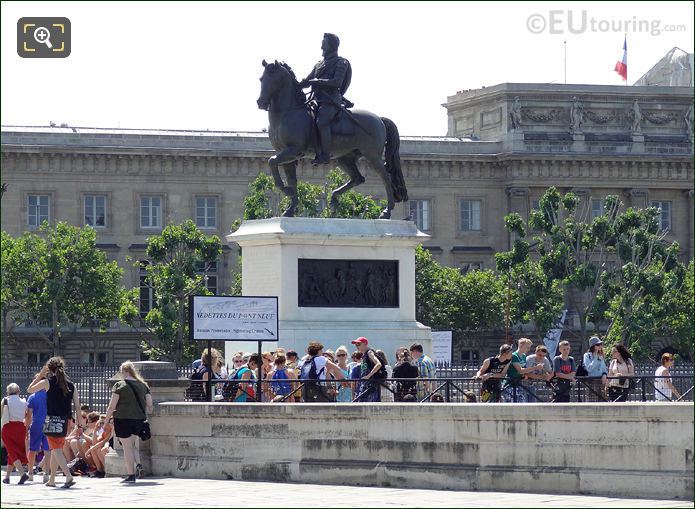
[51,301,60,356]
[176,299,185,364]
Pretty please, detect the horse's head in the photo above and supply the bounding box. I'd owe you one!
[257,59,303,111]
[257,59,284,111]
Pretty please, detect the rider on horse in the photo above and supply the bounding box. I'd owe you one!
[298,33,353,166]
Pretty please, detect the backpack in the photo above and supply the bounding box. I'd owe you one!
[186,366,208,401]
[300,356,325,381]
[221,369,240,401]
[575,359,588,377]
[300,357,332,402]
[366,349,388,380]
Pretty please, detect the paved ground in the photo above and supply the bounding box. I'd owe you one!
[0,471,691,508]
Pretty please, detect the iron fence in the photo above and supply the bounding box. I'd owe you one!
[185,375,693,404]
[2,363,692,411]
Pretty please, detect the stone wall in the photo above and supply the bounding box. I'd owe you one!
[148,402,693,499]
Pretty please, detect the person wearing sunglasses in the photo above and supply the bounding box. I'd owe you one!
[334,346,353,402]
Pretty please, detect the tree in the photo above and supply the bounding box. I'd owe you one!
[598,207,688,356]
[120,220,222,364]
[498,187,689,356]
[231,169,387,231]
[495,213,565,342]
[1,223,126,356]
[415,245,506,349]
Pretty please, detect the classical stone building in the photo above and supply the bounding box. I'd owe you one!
[1,82,693,364]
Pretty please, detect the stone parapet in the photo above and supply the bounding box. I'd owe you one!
[148,402,693,500]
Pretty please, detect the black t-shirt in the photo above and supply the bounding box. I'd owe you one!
[392,361,419,397]
[46,376,75,417]
[481,356,510,392]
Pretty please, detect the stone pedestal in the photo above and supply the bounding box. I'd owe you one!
[503,130,525,151]
[571,132,586,151]
[632,133,645,152]
[225,217,432,361]
[105,361,190,477]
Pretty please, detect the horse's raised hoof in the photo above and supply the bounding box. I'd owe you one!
[281,208,296,218]
[379,209,392,219]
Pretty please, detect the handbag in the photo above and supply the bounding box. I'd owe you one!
[124,380,151,441]
[43,415,69,437]
[1,398,9,429]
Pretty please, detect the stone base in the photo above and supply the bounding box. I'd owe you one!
[226,217,432,361]
[148,402,694,499]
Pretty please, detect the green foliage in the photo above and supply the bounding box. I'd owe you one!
[232,170,387,233]
[1,223,127,354]
[415,246,505,337]
[500,187,690,358]
[120,220,222,364]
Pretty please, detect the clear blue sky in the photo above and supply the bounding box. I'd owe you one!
[2,1,693,135]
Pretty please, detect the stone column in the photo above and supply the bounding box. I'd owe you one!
[686,190,694,260]
[628,188,649,209]
[105,361,190,477]
[506,187,529,248]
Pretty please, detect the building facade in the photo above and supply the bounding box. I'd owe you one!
[1,83,693,363]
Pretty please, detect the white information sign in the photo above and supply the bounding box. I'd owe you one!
[431,331,452,363]
[189,295,278,342]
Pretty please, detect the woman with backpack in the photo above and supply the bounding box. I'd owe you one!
[268,355,297,401]
[104,361,153,483]
[299,341,345,402]
[27,357,85,488]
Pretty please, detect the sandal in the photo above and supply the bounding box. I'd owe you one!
[61,479,76,489]
[2,478,9,484]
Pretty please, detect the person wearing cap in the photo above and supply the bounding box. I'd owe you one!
[582,336,608,402]
[351,337,383,402]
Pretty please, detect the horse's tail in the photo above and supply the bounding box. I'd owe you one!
[381,117,408,203]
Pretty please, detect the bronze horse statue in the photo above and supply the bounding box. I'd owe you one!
[256,60,407,218]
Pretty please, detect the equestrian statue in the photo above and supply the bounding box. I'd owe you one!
[256,33,408,219]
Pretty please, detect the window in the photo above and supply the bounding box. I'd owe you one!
[196,261,218,295]
[84,195,106,228]
[140,196,162,228]
[460,350,480,362]
[651,201,671,231]
[591,199,605,219]
[531,199,540,211]
[27,352,50,365]
[409,200,431,231]
[459,199,481,231]
[27,194,50,227]
[459,262,483,274]
[195,197,217,229]
[83,351,110,365]
[139,263,155,319]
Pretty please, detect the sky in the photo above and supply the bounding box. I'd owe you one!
[1,1,693,136]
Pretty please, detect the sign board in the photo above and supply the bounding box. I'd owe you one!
[189,295,278,342]
[431,331,452,363]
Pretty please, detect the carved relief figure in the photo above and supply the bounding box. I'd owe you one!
[569,97,583,132]
[685,104,694,137]
[631,100,642,133]
[509,96,522,130]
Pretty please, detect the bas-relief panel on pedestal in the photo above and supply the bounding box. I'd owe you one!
[298,259,399,308]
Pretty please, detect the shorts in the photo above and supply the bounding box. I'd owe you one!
[47,436,66,450]
[113,418,145,439]
[29,427,49,452]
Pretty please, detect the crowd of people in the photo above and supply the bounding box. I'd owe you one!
[1,358,152,486]
[475,336,682,403]
[185,335,684,405]
[188,338,440,403]
[1,337,684,483]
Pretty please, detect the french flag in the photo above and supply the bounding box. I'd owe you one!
[614,36,627,82]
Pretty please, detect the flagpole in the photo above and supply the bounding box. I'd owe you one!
[563,40,567,84]
[624,34,627,85]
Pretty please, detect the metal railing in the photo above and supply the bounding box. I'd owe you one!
[184,375,694,404]
[2,364,692,410]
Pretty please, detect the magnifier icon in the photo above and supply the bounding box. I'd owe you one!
[33,26,53,49]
